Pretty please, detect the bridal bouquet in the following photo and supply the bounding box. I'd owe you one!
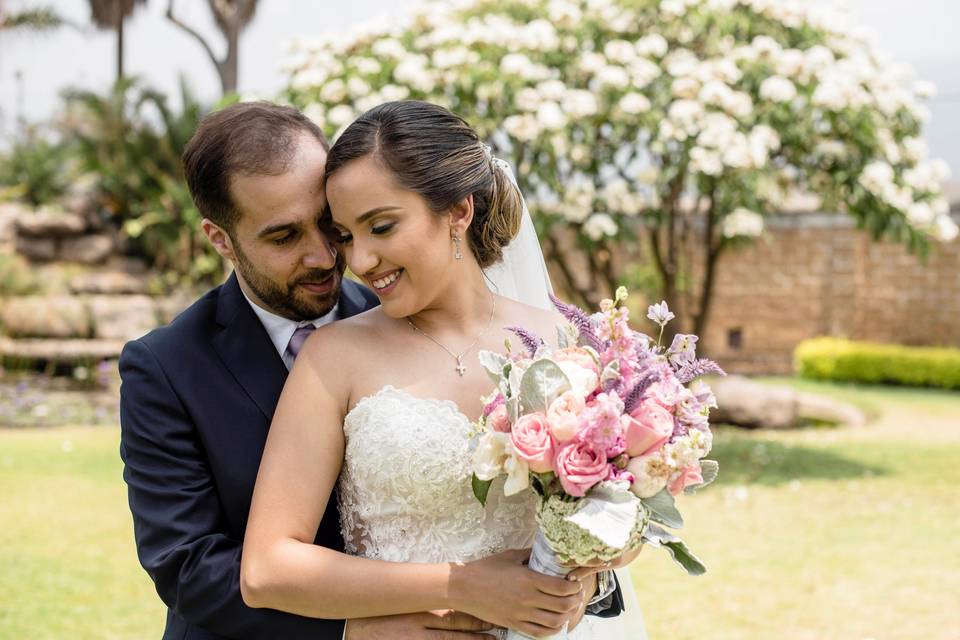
[471,288,722,615]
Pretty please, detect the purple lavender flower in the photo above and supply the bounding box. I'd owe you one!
[675,358,727,384]
[549,294,605,352]
[504,325,545,357]
[622,372,660,414]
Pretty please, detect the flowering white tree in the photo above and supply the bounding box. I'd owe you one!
[282,0,955,337]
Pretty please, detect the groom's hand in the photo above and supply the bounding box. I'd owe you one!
[345,611,494,639]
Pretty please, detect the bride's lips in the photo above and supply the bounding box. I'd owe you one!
[366,268,403,296]
[297,273,338,295]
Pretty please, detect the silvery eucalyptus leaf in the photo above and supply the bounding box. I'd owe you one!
[641,488,684,529]
[520,359,571,414]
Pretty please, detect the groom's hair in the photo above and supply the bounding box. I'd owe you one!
[183,101,329,233]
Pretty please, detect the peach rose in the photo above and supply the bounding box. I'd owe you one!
[546,391,585,444]
[510,413,556,474]
[668,464,703,496]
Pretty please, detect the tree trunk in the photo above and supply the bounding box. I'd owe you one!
[115,11,124,82]
[220,18,239,94]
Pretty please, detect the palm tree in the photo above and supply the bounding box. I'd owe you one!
[165,0,258,95]
[88,0,147,82]
[0,3,65,31]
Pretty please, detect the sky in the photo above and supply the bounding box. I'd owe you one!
[2,0,959,176]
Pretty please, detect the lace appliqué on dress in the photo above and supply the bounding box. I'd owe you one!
[338,386,537,564]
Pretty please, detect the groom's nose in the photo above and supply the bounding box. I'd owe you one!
[302,232,338,270]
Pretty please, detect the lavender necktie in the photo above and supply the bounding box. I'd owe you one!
[285,324,317,361]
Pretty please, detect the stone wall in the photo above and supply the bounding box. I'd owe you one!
[697,212,960,374]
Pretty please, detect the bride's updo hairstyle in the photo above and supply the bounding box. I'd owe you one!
[324,101,522,268]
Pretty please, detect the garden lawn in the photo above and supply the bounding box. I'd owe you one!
[632,379,960,640]
[0,379,958,639]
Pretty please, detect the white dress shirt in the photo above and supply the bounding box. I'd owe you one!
[242,291,339,370]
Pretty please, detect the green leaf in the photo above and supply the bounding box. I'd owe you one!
[684,460,719,495]
[519,359,571,413]
[641,523,706,576]
[641,488,684,529]
[663,540,707,576]
[472,474,493,507]
[478,350,509,383]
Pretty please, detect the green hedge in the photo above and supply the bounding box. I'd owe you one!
[794,337,960,390]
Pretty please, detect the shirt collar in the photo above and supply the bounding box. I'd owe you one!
[241,290,339,359]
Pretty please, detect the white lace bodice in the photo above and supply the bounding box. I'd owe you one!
[338,385,538,563]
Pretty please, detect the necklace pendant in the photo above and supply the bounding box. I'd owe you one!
[456,356,466,377]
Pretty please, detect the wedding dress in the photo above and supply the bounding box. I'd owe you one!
[337,385,648,639]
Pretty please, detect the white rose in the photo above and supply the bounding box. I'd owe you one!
[556,359,600,397]
[626,454,670,499]
[473,432,510,480]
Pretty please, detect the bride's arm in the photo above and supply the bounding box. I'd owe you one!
[240,329,583,634]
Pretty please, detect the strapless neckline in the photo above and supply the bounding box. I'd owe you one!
[345,384,475,427]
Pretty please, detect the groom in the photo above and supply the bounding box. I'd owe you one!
[119,102,498,639]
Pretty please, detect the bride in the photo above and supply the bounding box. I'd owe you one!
[240,100,647,638]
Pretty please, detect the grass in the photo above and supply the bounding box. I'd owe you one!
[631,378,960,640]
[1,377,958,639]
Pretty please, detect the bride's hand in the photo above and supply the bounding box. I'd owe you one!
[563,545,643,582]
[449,549,584,638]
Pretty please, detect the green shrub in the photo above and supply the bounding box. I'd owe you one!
[0,134,70,206]
[795,337,960,390]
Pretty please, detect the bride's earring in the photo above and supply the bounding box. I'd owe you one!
[452,233,463,260]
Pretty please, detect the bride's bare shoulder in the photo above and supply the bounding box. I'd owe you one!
[496,296,565,340]
[300,306,389,360]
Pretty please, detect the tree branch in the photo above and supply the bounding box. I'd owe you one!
[166,0,223,74]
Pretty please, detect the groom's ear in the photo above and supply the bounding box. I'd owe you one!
[201,218,237,263]
[448,194,474,234]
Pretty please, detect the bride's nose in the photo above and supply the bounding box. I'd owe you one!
[347,237,379,275]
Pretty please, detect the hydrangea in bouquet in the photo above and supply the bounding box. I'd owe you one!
[471,288,723,638]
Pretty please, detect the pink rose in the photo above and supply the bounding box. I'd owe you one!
[482,393,505,417]
[511,413,556,474]
[668,464,703,496]
[553,347,600,375]
[554,441,609,497]
[487,404,512,433]
[622,399,674,456]
[546,391,585,444]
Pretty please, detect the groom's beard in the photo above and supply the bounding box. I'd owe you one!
[232,241,345,322]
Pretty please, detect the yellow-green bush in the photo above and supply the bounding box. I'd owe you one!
[795,337,960,390]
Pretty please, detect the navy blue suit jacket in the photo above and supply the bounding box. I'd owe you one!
[119,274,379,640]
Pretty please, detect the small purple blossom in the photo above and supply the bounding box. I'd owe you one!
[647,301,675,326]
[667,333,699,366]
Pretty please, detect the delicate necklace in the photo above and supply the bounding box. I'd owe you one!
[406,295,497,377]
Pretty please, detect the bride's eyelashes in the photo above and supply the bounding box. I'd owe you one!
[334,222,396,245]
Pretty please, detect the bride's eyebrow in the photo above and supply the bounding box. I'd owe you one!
[354,206,402,225]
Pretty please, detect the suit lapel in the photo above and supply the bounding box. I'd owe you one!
[338,279,375,319]
[212,274,288,422]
